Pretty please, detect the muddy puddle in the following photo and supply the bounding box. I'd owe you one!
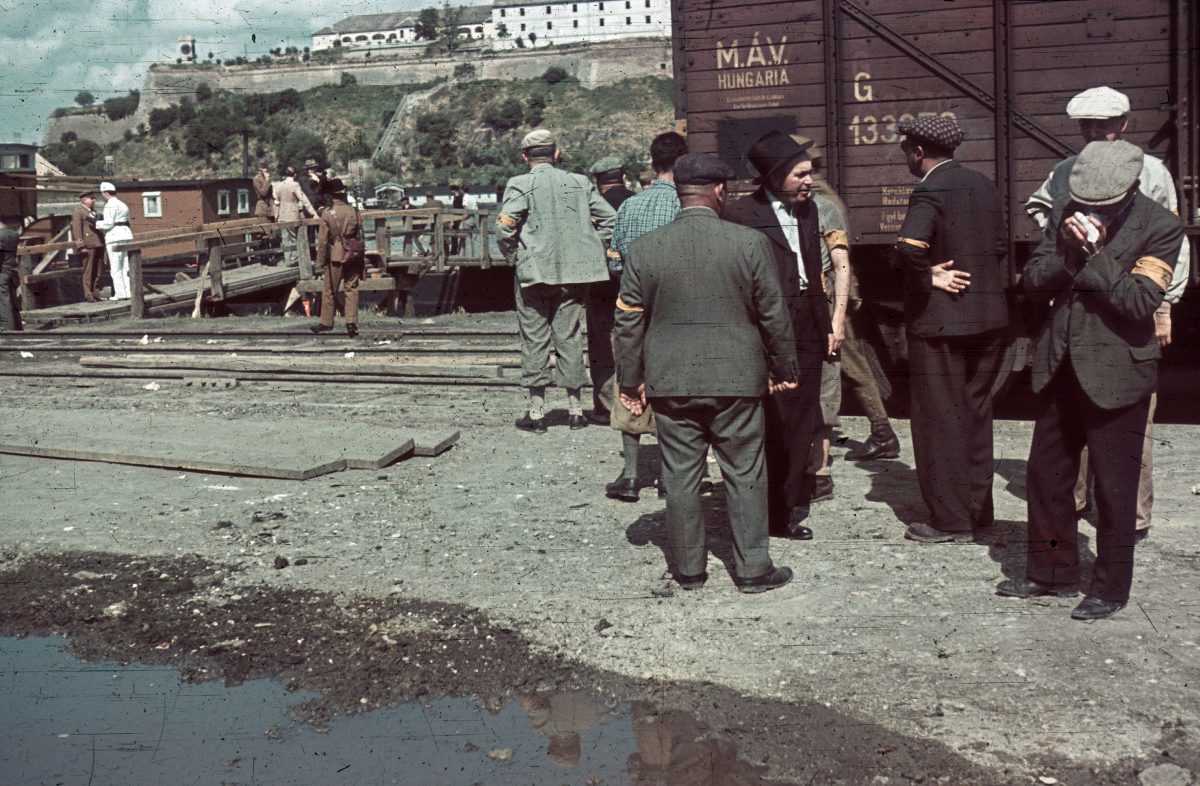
[1,635,787,786]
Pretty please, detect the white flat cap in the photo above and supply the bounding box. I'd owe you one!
[1066,86,1130,120]
[99,181,117,193]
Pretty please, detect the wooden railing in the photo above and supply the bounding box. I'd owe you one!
[18,207,512,320]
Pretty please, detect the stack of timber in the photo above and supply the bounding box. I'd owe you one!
[0,407,459,480]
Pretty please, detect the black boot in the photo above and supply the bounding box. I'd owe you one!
[846,421,900,461]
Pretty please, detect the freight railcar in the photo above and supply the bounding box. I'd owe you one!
[670,0,1198,415]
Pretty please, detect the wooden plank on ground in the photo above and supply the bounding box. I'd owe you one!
[78,353,507,379]
[411,430,461,457]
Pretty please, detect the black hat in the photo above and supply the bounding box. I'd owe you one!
[303,158,321,170]
[897,115,964,151]
[327,177,348,195]
[747,130,812,181]
[673,153,736,186]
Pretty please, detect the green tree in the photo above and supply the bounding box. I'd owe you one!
[178,96,196,125]
[414,110,457,166]
[148,105,179,135]
[441,4,464,52]
[339,71,357,87]
[195,83,213,102]
[60,131,78,144]
[482,99,524,131]
[526,93,547,126]
[336,130,374,166]
[102,90,140,121]
[276,128,328,170]
[453,62,476,79]
[74,91,95,107]
[542,66,568,84]
[415,8,440,40]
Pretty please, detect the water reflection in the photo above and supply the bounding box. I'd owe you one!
[0,637,791,786]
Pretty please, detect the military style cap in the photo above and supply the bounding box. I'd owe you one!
[448,178,463,188]
[79,190,96,199]
[897,115,964,151]
[327,177,348,194]
[303,158,321,169]
[673,153,735,186]
[588,156,623,175]
[521,128,556,149]
[1069,140,1143,206]
[1066,86,1130,120]
[99,181,117,193]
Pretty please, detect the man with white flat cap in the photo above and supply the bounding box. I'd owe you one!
[1025,85,1191,542]
[94,182,133,300]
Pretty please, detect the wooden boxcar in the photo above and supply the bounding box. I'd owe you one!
[671,0,1196,264]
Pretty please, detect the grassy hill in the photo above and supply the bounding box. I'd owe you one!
[42,74,676,188]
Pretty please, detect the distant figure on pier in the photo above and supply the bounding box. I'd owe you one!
[0,219,21,330]
[310,179,365,338]
[70,190,104,302]
[274,166,317,269]
[94,182,132,301]
[252,159,275,222]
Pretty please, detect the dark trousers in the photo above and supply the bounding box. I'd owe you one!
[319,258,363,327]
[585,277,619,412]
[908,329,1007,532]
[78,247,104,300]
[653,396,772,580]
[0,253,21,331]
[1026,362,1150,602]
[764,342,824,527]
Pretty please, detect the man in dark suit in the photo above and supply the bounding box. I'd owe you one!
[892,116,1009,544]
[998,140,1183,620]
[613,153,800,593]
[724,131,832,540]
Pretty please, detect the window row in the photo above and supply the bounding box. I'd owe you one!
[520,15,654,30]
[501,1,654,16]
[139,189,250,219]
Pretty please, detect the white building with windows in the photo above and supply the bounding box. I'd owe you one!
[491,0,670,49]
[312,6,496,52]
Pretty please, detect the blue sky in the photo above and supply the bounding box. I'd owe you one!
[0,0,437,145]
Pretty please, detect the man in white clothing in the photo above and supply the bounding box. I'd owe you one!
[1024,85,1191,541]
[95,182,133,300]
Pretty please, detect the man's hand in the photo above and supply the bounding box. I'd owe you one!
[931,260,970,294]
[619,384,647,416]
[768,377,798,395]
[827,327,844,356]
[1061,213,1107,255]
[1155,303,1172,348]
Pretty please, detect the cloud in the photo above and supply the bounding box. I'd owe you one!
[0,0,442,144]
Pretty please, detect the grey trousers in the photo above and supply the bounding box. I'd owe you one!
[652,396,772,580]
[514,278,588,390]
[281,227,300,268]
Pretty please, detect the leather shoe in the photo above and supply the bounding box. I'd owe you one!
[971,525,1008,546]
[587,408,610,425]
[309,323,333,334]
[1071,595,1125,620]
[1135,528,1150,544]
[515,413,547,434]
[808,475,833,503]
[568,414,588,430]
[904,522,972,544]
[779,522,813,540]
[845,424,901,461]
[996,577,1078,599]
[605,476,639,502]
[734,565,793,594]
[673,571,707,590]
[346,323,358,337]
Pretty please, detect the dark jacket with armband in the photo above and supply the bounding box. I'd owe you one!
[893,160,1009,337]
[1023,192,1183,409]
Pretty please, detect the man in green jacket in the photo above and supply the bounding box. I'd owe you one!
[613,154,800,594]
[999,140,1184,621]
[497,129,617,432]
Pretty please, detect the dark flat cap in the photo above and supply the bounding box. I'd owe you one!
[303,158,321,169]
[1069,140,1143,206]
[747,130,812,181]
[674,153,735,186]
[326,177,348,194]
[898,115,964,151]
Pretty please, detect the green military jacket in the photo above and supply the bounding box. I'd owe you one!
[496,162,616,287]
[613,207,799,399]
[1023,192,1184,409]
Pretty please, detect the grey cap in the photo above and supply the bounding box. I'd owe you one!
[673,153,735,186]
[521,128,556,149]
[1066,86,1130,120]
[1069,140,1143,206]
[588,156,623,176]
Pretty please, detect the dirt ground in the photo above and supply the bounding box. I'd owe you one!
[2,311,1199,785]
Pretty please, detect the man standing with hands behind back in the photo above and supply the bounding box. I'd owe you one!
[613,153,800,594]
[892,116,1009,545]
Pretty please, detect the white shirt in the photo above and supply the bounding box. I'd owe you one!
[768,191,807,289]
[96,195,133,244]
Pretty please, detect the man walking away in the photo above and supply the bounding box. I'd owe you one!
[0,220,21,331]
[310,179,364,338]
[613,153,799,593]
[604,132,686,501]
[71,190,104,302]
[275,166,317,269]
[1025,85,1190,542]
[95,182,132,300]
[1000,140,1183,620]
[892,116,1009,545]
[497,129,616,432]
